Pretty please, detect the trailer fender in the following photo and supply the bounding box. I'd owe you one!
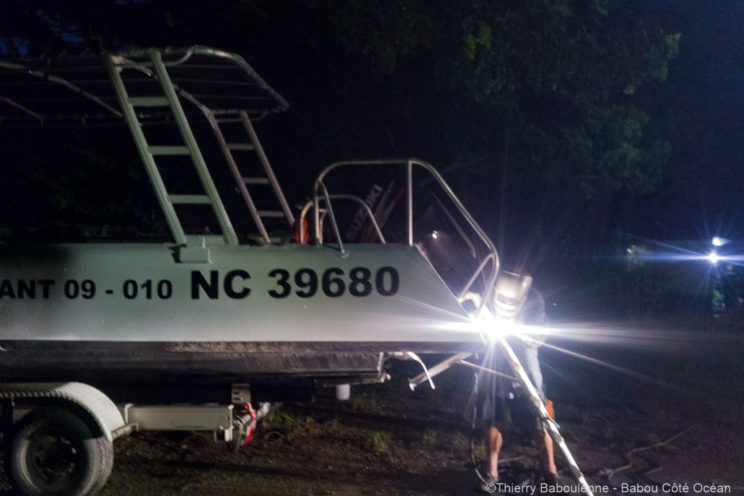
[0,382,126,442]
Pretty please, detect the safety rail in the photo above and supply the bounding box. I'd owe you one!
[299,195,387,245]
[311,159,500,310]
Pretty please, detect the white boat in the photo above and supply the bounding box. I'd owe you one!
[0,47,499,392]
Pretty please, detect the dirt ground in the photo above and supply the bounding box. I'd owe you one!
[1,317,743,496]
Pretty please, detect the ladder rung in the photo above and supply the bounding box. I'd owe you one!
[169,194,211,205]
[242,177,270,185]
[258,210,285,218]
[215,117,242,124]
[115,62,155,69]
[227,143,255,151]
[128,96,169,107]
[149,146,190,156]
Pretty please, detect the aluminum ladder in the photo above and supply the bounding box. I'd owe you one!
[105,49,239,247]
[204,110,295,244]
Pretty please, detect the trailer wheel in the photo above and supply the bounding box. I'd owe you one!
[9,408,113,496]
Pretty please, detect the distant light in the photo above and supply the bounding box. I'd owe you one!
[712,236,728,247]
[431,230,439,240]
[707,251,720,264]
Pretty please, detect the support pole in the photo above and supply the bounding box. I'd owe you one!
[497,338,595,496]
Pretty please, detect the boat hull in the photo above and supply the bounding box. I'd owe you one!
[0,242,480,386]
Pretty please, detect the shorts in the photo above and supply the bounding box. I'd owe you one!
[485,390,544,432]
[479,338,546,432]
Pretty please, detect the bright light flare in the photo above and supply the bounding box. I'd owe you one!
[466,313,719,396]
[626,237,744,267]
[518,322,728,395]
[471,315,552,343]
[630,247,741,266]
[712,236,727,247]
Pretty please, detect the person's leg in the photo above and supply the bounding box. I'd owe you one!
[486,394,509,480]
[487,426,503,478]
[534,429,557,476]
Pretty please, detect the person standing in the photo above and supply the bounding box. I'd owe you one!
[480,272,559,492]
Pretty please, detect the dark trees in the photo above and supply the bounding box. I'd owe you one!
[0,1,679,267]
[325,0,678,262]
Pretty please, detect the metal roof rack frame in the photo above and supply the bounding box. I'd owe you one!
[0,45,288,126]
[0,46,294,245]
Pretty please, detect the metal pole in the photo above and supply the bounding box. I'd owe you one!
[313,186,321,244]
[318,182,346,255]
[407,160,413,246]
[497,338,594,496]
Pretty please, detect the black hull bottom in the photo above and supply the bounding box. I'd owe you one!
[0,341,477,402]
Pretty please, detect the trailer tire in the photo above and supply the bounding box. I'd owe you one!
[9,408,113,496]
[89,435,114,495]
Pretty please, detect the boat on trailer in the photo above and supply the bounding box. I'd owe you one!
[0,46,499,394]
[0,47,612,496]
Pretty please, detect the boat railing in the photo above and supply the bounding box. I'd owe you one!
[309,159,500,309]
